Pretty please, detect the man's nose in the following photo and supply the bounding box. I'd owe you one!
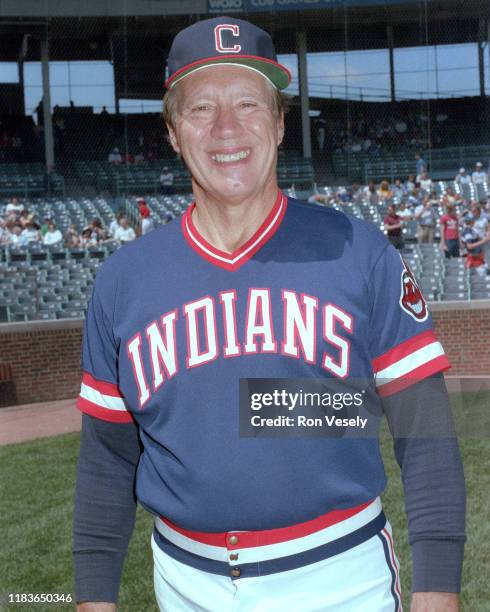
[210,106,243,140]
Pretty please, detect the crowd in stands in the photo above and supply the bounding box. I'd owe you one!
[0,196,159,249]
[3,97,487,166]
[314,102,486,154]
[309,160,490,276]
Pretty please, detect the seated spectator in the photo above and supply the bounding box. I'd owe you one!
[414,197,436,243]
[18,209,34,229]
[363,181,379,206]
[472,162,488,186]
[444,186,462,207]
[407,187,421,208]
[42,221,63,246]
[89,217,108,242]
[79,227,97,248]
[405,175,416,194]
[18,222,41,246]
[383,204,404,250]
[159,166,174,195]
[40,216,52,238]
[5,197,23,217]
[455,167,471,185]
[377,180,393,202]
[64,224,80,248]
[109,209,125,238]
[4,223,22,246]
[108,147,122,164]
[439,203,460,259]
[428,190,439,207]
[391,179,404,200]
[114,216,136,243]
[397,201,413,221]
[418,172,433,194]
[461,213,489,276]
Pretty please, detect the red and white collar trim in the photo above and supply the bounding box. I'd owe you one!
[181,191,287,271]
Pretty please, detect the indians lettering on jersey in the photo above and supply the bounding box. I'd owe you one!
[399,255,428,322]
[126,289,353,408]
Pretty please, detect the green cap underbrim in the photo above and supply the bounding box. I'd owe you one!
[167,57,291,90]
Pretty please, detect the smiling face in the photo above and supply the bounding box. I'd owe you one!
[167,65,284,204]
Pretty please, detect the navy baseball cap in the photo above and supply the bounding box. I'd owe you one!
[165,16,291,90]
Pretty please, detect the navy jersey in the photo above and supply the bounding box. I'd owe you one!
[77,193,449,532]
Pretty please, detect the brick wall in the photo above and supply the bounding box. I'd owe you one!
[430,300,490,377]
[0,301,489,406]
[0,320,83,406]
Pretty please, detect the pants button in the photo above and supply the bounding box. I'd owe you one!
[231,568,241,578]
[229,553,239,561]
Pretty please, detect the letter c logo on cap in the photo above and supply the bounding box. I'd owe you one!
[214,24,241,54]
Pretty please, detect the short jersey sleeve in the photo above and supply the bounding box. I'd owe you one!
[368,245,450,398]
[76,280,133,423]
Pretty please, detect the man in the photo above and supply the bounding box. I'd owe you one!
[469,202,489,241]
[471,162,488,186]
[414,152,426,180]
[461,212,489,276]
[455,167,471,186]
[439,202,460,259]
[113,216,136,243]
[137,198,155,235]
[391,178,405,200]
[74,17,465,612]
[159,166,174,195]
[18,221,40,246]
[5,196,23,218]
[42,221,63,246]
[383,204,404,250]
[418,172,433,194]
[397,200,413,222]
[414,196,436,244]
[405,175,416,194]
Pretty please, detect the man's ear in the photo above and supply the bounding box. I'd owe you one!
[167,125,181,155]
[277,112,285,147]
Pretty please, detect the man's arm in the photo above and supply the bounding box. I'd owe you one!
[73,414,142,608]
[382,374,466,610]
[384,221,403,231]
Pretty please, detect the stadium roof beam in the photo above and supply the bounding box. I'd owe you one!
[297,28,312,160]
[40,33,55,173]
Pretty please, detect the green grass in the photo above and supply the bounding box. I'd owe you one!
[0,428,488,611]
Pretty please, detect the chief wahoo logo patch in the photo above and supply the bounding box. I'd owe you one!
[399,255,428,322]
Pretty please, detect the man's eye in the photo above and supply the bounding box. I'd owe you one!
[193,105,211,112]
[240,102,256,108]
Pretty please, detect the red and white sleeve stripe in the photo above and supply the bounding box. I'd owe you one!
[372,330,451,397]
[76,372,133,423]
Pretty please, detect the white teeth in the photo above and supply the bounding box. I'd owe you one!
[212,150,250,163]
